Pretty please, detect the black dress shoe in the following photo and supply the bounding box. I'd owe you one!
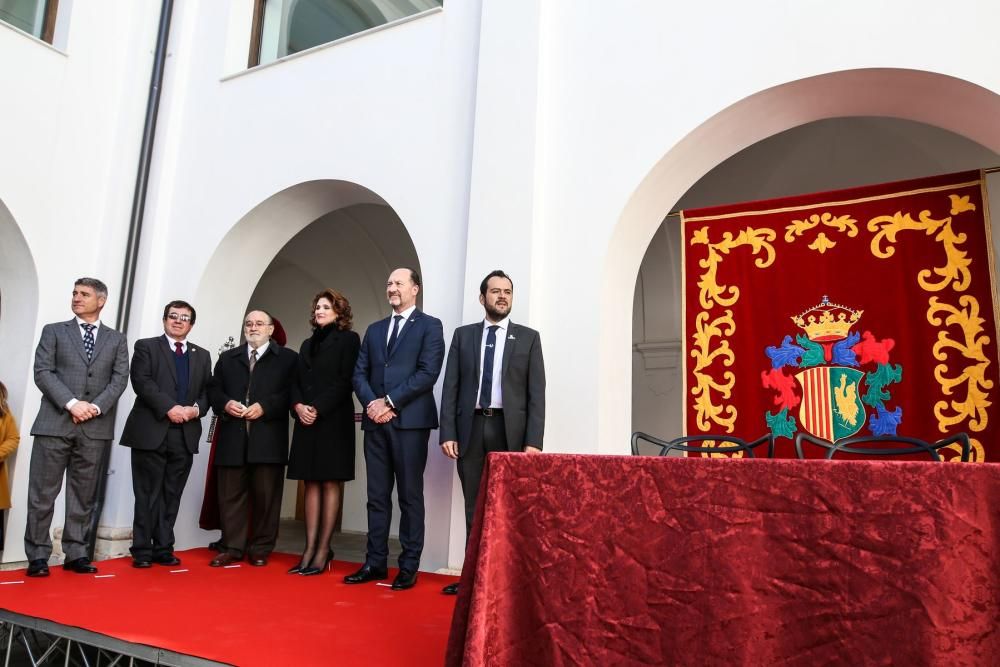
[26,559,49,577]
[154,554,181,566]
[64,557,98,574]
[442,582,459,595]
[343,564,388,584]
[209,553,242,567]
[391,569,418,590]
[132,558,153,568]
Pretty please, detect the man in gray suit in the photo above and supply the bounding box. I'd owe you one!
[438,270,545,594]
[120,300,211,568]
[25,278,129,576]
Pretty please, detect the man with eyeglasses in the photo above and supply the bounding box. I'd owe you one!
[207,310,297,567]
[120,301,212,568]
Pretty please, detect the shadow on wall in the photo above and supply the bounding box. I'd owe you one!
[0,197,40,560]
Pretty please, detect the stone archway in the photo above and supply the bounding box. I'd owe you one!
[176,180,425,560]
[601,68,1000,452]
[0,197,40,562]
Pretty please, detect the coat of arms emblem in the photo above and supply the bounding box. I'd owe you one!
[762,296,903,442]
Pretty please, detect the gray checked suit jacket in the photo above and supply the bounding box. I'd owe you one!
[31,318,130,440]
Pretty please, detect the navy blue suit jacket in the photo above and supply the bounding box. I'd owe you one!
[353,309,445,431]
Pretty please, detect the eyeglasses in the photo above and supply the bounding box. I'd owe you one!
[167,313,192,322]
[244,320,272,329]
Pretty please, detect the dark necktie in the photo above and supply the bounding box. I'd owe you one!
[386,315,404,355]
[479,325,500,409]
[81,323,96,361]
[174,342,184,357]
[246,349,258,432]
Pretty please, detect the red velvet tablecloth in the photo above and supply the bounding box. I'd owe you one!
[446,453,1000,666]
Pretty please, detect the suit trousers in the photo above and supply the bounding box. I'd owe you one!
[363,424,429,571]
[25,432,107,561]
[216,462,284,557]
[130,428,193,559]
[457,414,510,539]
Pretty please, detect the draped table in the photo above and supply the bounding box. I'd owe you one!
[446,453,1000,665]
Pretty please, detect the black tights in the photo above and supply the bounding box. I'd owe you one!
[301,481,342,569]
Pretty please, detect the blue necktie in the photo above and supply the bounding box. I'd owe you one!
[479,325,499,409]
[81,323,96,362]
[386,315,404,356]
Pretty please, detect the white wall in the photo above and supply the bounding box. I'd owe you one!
[0,2,161,561]
[6,0,1000,571]
[540,3,1000,455]
[104,0,484,571]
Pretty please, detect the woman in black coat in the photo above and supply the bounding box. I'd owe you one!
[287,288,360,575]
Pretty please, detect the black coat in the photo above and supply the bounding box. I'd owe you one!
[288,327,361,480]
[208,342,298,466]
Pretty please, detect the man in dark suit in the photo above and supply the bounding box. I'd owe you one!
[347,268,445,590]
[120,301,211,568]
[438,270,545,594]
[25,278,130,576]
[207,310,297,567]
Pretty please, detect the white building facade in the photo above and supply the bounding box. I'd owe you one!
[2,0,1000,572]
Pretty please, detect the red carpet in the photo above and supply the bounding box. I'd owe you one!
[0,548,458,666]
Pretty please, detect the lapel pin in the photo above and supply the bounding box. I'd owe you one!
[508,335,516,340]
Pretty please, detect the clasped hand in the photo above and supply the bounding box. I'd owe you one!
[366,399,396,424]
[167,405,200,424]
[295,403,318,425]
[69,401,99,424]
[225,400,264,420]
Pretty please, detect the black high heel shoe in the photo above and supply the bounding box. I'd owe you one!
[299,550,334,576]
[288,549,315,575]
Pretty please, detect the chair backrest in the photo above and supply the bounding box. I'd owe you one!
[631,432,771,458]
[794,431,971,462]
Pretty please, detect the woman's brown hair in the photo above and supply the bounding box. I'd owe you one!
[309,289,353,331]
[0,381,9,418]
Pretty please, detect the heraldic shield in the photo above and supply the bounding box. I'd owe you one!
[795,366,866,441]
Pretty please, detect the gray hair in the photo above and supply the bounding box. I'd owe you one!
[75,277,108,298]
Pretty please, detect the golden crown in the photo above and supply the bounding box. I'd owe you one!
[791,296,862,343]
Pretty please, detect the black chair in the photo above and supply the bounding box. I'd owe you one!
[794,431,971,462]
[631,432,772,458]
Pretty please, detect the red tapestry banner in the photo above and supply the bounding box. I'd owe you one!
[681,170,999,461]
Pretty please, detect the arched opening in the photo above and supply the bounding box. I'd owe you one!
[0,197,40,562]
[248,203,420,551]
[631,117,1000,442]
[601,69,1000,451]
[177,180,420,563]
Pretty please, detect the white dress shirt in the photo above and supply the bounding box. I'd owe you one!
[477,317,509,409]
[66,317,103,412]
[383,306,417,408]
[75,316,100,342]
[165,334,188,354]
[249,341,270,360]
[385,305,417,346]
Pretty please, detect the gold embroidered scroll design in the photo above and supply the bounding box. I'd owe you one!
[868,195,988,461]
[689,227,776,434]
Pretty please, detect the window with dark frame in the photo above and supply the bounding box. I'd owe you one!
[0,0,59,43]
[248,0,442,69]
